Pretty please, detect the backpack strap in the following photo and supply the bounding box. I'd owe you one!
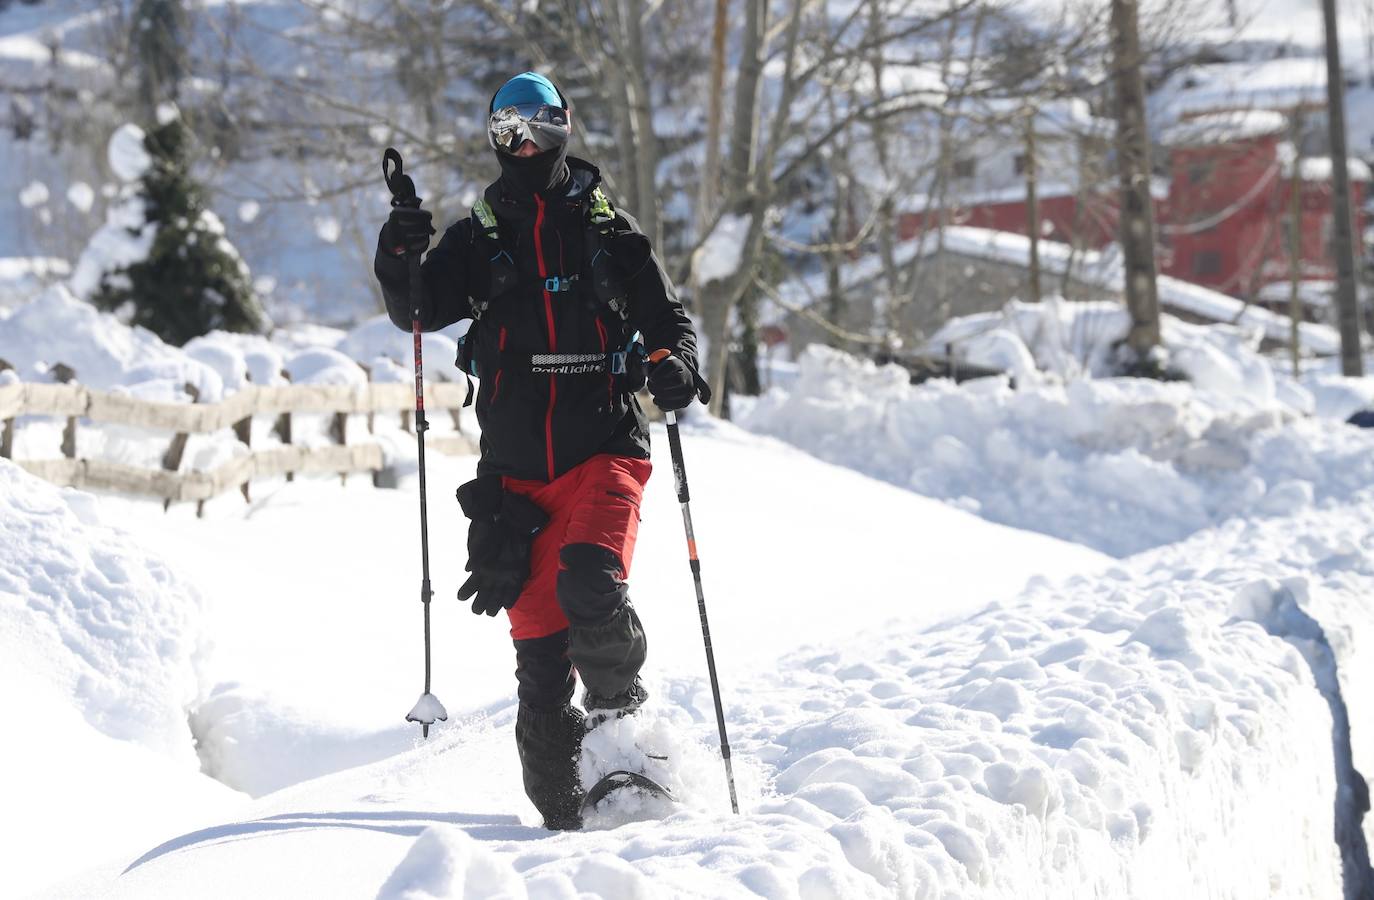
[469,199,516,320]
[584,188,630,323]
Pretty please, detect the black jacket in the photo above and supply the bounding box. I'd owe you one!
[375,157,700,482]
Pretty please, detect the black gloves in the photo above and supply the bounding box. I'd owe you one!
[381,207,435,257]
[455,476,549,616]
[646,352,711,411]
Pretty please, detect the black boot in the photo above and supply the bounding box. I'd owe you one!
[514,703,585,830]
[583,676,649,731]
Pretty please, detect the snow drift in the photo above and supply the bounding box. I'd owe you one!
[737,343,1374,556]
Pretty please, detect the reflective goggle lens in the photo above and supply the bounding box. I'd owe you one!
[489,103,569,153]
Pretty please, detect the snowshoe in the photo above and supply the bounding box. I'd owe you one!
[580,770,675,815]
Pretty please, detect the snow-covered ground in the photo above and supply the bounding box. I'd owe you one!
[6,413,1105,897]
[7,311,1374,896]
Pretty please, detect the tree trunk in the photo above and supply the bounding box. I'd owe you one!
[1289,112,1305,377]
[1321,0,1366,375]
[1109,0,1162,359]
[1024,110,1042,304]
[697,0,730,237]
[705,0,770,416]
[620,0,661,248]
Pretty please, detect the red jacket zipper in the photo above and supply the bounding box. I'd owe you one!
[532,194,557,482]
[595,317,610,406]
[491,326,507,403]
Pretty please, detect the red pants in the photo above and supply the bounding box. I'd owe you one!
[502,454,652,641]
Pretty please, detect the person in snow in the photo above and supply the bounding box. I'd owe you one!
[374,72,708,830]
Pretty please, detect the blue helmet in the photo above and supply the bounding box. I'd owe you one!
[488,72,570,155]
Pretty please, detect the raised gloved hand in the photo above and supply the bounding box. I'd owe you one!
[646,351,711,411]
[380,206,435,257]
[455,476,549,616]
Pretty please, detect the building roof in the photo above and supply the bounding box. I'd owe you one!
[770,226,1340,354]
[1161,109,1288,146]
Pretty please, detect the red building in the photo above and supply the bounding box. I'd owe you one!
[900,108,1368,311]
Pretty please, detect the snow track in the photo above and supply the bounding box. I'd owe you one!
[44,487,1374,898]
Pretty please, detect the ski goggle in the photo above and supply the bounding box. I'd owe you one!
[488,103,570,154]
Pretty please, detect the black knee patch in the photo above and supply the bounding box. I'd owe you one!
[557,543,628,628]
[513,629,574,711]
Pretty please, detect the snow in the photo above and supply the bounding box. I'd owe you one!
[6,2,1374,890]
[736,342,1374,557]
[939,228,1341,355]
[69,129,159,301]
[1152,56,1328,125]
[35,467,1374,898]
[692,214,751,284]
[0,459,247,896]
[18,178,48,208]
[770,227,1340,356]
[314,215,342,244]
[0,283,181,386]
[1160,109,1287,146]
[66,180,95,212]
[9,312,1374,896]
[107,123,152,183]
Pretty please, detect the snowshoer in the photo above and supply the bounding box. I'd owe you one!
[374,72,708,830]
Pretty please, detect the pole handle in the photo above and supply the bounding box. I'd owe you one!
[383,147,422,209]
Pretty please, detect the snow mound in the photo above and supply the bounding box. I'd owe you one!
[376,826,526,900]
[927,298,1279,406]
[0,461,244,897]
[0,283,180,387]
[336,314,463,383]
[737,344,1374,556]
[0,459,206,761]
[285,345,367,385]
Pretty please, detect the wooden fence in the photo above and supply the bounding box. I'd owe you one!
[0,379,476,514]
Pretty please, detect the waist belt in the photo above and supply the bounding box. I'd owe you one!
[530,348,638,376]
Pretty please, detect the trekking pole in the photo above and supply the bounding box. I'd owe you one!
[383,147,447,739]
[650,350,739,814]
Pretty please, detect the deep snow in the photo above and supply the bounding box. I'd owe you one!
[29,470,1374,899]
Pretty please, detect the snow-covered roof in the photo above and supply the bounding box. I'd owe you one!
[771,226,1340,354]
[1275,141,1374,181]
[1161,110,1288,147]
[1153,57,1327,122]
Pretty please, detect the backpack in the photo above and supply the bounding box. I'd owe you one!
[455,187,646,405]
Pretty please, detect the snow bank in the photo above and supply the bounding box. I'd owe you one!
[737,344,1374,556]
[0,460,245,896]
[0,459,206,759]
[0,283,183,387]
[928,298,1285,408]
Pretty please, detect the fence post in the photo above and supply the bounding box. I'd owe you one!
[330,410,348,486]
[1,358,13,460]
[233,414,252,502]
[273,368,293,482]
[51,364,79,461]
[162,382,200,514]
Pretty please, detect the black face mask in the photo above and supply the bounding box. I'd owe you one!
[495,141,571,197]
